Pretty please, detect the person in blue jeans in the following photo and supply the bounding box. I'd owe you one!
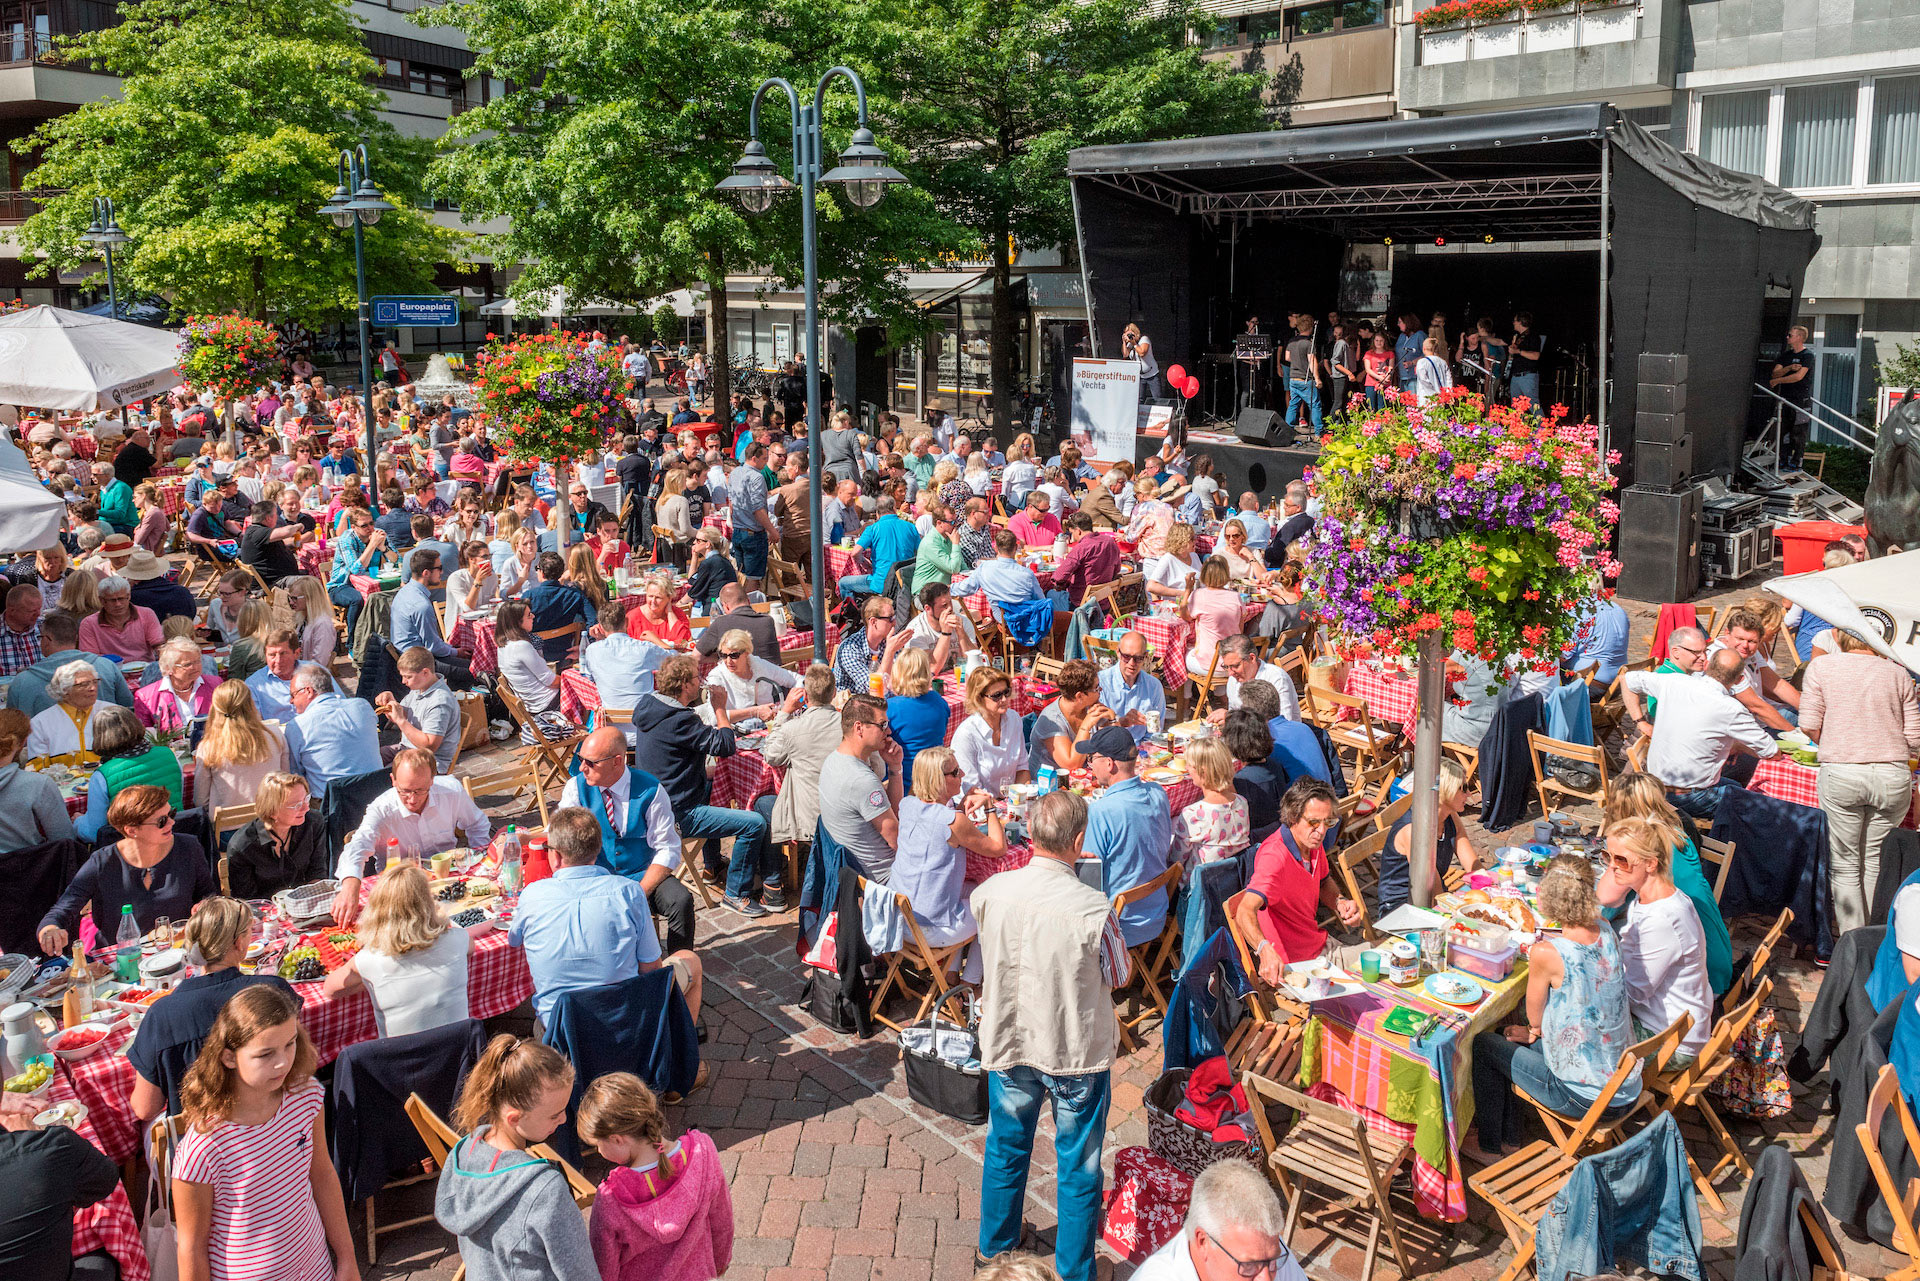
[1465,854,1642,1164]
[970,790,1130,1281]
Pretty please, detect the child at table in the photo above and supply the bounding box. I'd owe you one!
[436,1035,598,1281]
[1170,737,1249,868]
[578,1072,734,1281]
[172,984,357,1281]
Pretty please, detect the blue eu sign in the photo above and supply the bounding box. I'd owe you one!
[371,296,461,327]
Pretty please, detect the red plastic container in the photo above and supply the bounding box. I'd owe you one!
[1774,520,1866,575]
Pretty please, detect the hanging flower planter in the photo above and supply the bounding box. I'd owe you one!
[470,332,631,470]
[178,315,280,400]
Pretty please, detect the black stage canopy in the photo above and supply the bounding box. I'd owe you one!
[1067,103,1820,483]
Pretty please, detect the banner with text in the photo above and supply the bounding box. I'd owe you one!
[1071,357,1139,465]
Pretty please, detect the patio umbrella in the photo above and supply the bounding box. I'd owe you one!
[0,305,183,411]
[1767,549,1920,677]
[0,431,68,552]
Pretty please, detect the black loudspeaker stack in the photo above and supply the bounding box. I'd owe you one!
[1615,353,1704,604]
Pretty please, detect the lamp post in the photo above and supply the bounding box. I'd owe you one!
[82,197,134,427]
[316,143,396,478]
[717,68,908,662]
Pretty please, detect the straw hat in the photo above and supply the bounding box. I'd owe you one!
[121,548,169,582]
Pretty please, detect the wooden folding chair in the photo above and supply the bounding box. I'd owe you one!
[1330,824,1392,942]
[1188,650,1224,720]
[1647,977,1772,1213]
[1858,1063,1920,1281]
[1512,1013,1688,1158]
[1318,688,1392,776]
[1083,635,1120,666]
[1223,890,1308,1027]
[1626,733,1650,772]
[1334,760,1398,832]
[1697,835,1736,903]
[1244,1070,1416,1281]
[866,884,972,1034]
[494,680,585,802]
[677,836,720,909]
[1526,730,1609,820]
[1111,865,1184,1045]
[533,621,585,666]
[1725,907,1793,1008]
[1470,1140,1579,1281]
[463,756,553,828]
[1225,1013,1305,1080]
[1031,655,1066,682]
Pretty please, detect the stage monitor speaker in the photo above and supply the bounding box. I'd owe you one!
[1635,410,1687,444]
[1638,353,1689,384]
[1638,382,1686,416]
[1616,485,1702,605]
[1235,408,1279,446]
[1635,436,1693,490]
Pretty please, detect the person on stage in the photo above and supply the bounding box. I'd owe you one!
[1122,323,1160,400]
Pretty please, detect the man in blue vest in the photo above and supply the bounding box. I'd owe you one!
[558,724,698,955]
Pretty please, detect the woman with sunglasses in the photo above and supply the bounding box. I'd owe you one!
[36,783,214,955]
[1599,771,1732,997]
[1215,519,1268,584]
[1599,814,1714,1069]
[891,746,1004,980]
[952,666,1029,795]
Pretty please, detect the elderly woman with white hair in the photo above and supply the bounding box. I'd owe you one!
[78,573,164,662]
[24,659,113,766]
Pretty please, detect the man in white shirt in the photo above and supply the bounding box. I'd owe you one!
[900,582,977,674]
[1704,604,1800,732]
[332,748,492,925]
[1130,1160,1308,1281]
[1621,648,1778,822]
[1210,635,1301,723]
[578,602,670,737]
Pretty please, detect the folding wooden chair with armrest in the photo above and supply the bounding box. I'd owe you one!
[1857,1063,1920,1281]
[1512,1012,1689,1158]
[1646,977,1773,1213]
[1110,865,1185,1045]
[1317,688,1392,776]
[494,680,586,803]
[1223,889,1309,1028]
[1526,730,1610,821]
[1696,834,1736,903]
[1243,1068,1417,1281]
[463,755,553,829]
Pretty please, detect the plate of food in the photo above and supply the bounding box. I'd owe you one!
[1423,971,1486,1008]
[34,1100,87,1130]
[47,1023,114,1061]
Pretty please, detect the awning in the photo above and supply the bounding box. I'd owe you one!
[0,306,183,411]
[0,431,69,552]
[1026,272,1086,309]
[481,287,702,320]
[1767,552,1920,677]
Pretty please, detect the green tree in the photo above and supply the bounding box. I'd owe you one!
[14,0,459,323]
[860,0,1279,429]
[422,0,968,413]
[652,302,682,350]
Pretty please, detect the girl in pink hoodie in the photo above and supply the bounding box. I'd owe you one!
[578,1073,734,1281]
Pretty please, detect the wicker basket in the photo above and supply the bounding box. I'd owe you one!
[274,881,340,927]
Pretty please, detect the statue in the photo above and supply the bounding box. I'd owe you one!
[1865,396,1920,556]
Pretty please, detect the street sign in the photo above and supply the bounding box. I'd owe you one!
[371,295,461,327]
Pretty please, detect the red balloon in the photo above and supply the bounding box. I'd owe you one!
[1166,363,1188,386]
[1183,375,1200,399]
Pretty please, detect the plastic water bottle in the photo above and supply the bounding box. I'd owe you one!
[114,906,141,982]
[385,837,406,872]
[499,826,523,894]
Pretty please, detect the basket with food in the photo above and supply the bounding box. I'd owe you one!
[273,881,341,929]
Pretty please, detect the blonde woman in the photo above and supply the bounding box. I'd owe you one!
[951,665,1028,795]
[891,745,1003,977]
[1599,772,1732,996]
[221,599,272,683]
[191,679,291,814]
[1170,737,1249,868]
[655,468,694,559]
[1145,522,1205,603]
[280,575,338,665]
[497,524,540,598]
[885,646,950,782]
[1380,757,1482,915]
[1126,474,1177,561]
[323,862,488,1037]
[562,544,611,614]
[225,772,328,899]
[703,629,797,727]
[1599,815,1713,1067]
[55,567,98,620]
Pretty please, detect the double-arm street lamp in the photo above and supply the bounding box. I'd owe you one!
[317,143,396,472]
[82,197,133,426]
[716,67,908,661]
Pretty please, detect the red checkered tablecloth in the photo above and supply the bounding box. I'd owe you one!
[827,545,866,584]
[297,541,332,576]
[966,843,1033,882]
[156,482,186,516]
[1750,754,1920,828]
[1343,660,1420,729]
[1125,605,1265,690]
[47,1061,149,1281]
[712,750,782,809]
[451,614,499,674]
[702,511,732,536]
[69,433,99,460]
[67,927,531,1164]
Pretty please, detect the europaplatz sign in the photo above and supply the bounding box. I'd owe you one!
[371,296,460,327]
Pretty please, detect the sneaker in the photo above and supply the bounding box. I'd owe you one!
[761,886,788,911]
[723,895,768,919]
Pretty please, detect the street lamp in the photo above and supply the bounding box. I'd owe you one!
[716,68,908,661]
[317,143,396,474]
[80,196,131,321]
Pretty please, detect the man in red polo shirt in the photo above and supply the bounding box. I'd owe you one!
[1234,777,1364,982]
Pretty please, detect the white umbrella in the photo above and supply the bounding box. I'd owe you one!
[0,305,183,411]
[0,431,68,552]
[1766,549,1920,677]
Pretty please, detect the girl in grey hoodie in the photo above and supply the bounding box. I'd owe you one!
[435,1034,599,1281]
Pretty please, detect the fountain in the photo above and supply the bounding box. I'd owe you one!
[411,352,474,407]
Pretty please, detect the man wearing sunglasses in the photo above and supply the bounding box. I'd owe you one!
[1642,626,1708,721]
[1235,778,1364,987]
[1132,1160,1307,1281]
[1097,630,1166,744]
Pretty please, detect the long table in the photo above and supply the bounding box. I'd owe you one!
[1750,753,1920,828]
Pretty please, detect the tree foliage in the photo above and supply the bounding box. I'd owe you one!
[855,0,1279,427]
[13,0,460,322]
[421,0,970,403]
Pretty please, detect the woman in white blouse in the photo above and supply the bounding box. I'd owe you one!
[704,630,798,727]
[25,660,112,765]
[323,863,489,1037]
[281,576,339,665]
[950,667,1029,795]
[1145,521,1204,601]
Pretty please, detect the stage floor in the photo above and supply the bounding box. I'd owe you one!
[1140,426,1321,497]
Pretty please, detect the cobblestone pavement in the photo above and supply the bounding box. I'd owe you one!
[355,564,1908,1281]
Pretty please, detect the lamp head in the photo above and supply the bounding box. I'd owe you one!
[821,126,907,209]
[319,182,354,230]
[715,139,794,214]
[345,177,395,227]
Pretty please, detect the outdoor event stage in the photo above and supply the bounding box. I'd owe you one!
[1068,103,1820,493]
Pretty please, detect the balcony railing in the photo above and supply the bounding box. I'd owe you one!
[0,190,59,223]
[0,33,56,67]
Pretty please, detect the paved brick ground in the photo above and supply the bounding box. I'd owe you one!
[349,561,1908,1281]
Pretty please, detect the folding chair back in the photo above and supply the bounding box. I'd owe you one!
[1223,890,1306,1026]
[1470,1140,1579,1281]
[1697,835,1736,903]
[406,1092,597,1210]
[1858,1063,1920,1280]
[1513,1011,1686,1157]
[1332,823,1391,941]
[867,887,971,1033]
[1649,977,1772,1213]
[1526,730,1609,818]
[1318,688,1389,773]
[1726,907,1794,1008]
[1110,864,1184,1046]
[533,621,585,664]
[463,757,553,828]
[494,679,585,800]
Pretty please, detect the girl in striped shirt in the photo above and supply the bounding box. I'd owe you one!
[172,984,356,1281]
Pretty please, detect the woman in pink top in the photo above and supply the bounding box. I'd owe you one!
[1800,629,1920,937]
[173,984,356,1281]
[1179,555,1244,681]
[1124,474,1176,558]
[77,574,165,661]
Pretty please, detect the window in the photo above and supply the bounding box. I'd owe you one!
[1339,0,1385,27]
[1870,74,1920,186]
[1780,82,1855,188]
[1199,15,1239,47]
[1295,4,1336,34]
[1698,90,1768,177]
[1247,12,1285,41]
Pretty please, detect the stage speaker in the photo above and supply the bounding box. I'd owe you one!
[1616,485,1702,605]
[1235,408,1280,445]
[1638,382,1686,416]
[1635,410,1687,444]
[1635,436,1693,490]
[1638,353,1689,384]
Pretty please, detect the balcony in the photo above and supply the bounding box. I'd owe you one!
[1399,0,1681,114]
[0,33,55,67]
[0,189,57,222]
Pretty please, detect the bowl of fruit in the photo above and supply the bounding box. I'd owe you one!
[4,1055,56,1097]
[432,878,469,903]
[47,1023,113,1062]
[279,946,327,983]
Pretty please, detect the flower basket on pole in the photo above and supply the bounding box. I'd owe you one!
[471,332,630,547]
[179,314,280,451]
[1303,388,1619,904]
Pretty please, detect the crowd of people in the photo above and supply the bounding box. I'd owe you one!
[0,336,1897,1281]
